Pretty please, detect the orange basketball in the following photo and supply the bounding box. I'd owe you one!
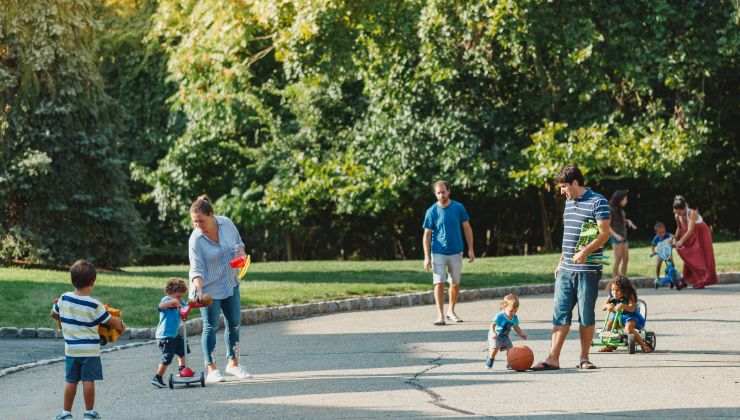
[507,345,534,371]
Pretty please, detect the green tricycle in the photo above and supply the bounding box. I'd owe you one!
[593,299,656,354]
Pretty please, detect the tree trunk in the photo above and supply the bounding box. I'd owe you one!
[285,232,294,261]
[539,189,554,251]
[394,223,407,259]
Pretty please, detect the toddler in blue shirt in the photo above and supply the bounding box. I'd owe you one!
[151,278,189,388]
[651,221,673,281]
[486,293,528,368]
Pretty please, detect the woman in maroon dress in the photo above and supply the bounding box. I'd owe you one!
[673,196,718,289]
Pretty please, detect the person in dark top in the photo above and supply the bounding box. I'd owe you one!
[609,190,636,277]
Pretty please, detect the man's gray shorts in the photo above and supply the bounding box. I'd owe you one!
[431,253,463,284]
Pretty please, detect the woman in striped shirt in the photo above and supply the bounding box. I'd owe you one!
[189,195,251,383]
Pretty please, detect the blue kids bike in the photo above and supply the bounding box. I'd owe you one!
[652,238,684,289]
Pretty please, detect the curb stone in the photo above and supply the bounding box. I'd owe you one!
[0,327,18,338]
[36,328,55,338]
[18,328,36,338]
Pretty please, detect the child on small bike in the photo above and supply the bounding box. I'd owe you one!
[600,276,653,353]
[651,222,686,289]
[651,222,673,279]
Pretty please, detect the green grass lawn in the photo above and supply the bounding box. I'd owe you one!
[3,241,739,328]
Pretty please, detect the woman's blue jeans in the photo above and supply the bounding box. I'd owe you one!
[200,286,241,365]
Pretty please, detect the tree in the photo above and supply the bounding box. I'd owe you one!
[0,0,141,267]
[140,0,740,259]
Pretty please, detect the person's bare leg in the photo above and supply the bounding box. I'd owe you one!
[579,325,595,362]
[82,381,95,411]
[612,243,624,277]
[621,245,630,276]
[489,348,499,360]
[625,321,652,352]
[655,260,662,279]
[535,325,569,368]
[63,382,76,411]
[448,283,460,317]
[156,363,167,376]
[434,283,445,322]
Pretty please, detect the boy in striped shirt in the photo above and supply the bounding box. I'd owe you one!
[51,260,125,420]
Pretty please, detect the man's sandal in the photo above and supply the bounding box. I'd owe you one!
[531,362,560,371]
[577,360,597,369]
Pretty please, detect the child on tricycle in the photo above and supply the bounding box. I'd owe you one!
[597,276,655,354]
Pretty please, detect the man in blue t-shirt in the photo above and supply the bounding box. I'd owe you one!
[533,165,611,371]
[422,180,475,326]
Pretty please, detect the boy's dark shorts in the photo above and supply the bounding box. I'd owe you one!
[65,356,103,383]
[158,336,185,365]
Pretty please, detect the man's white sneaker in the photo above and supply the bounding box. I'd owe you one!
[205,369,225,383]
[225,364,252,379]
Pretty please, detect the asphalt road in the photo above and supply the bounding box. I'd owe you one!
[0,338,148,370]
[2,283,739,419]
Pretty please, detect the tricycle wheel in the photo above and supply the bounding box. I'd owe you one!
[628,334,636,354]
[168,373,174,389]
[646,332,656,351]
[200,371,206,387]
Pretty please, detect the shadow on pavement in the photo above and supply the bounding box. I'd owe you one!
[503,406,740,419]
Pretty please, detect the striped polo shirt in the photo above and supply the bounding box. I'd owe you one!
[52,292,111,357]
[189,215,245,299]
[561,188,611,272]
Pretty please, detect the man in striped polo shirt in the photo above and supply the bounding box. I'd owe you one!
[533,165,610,371]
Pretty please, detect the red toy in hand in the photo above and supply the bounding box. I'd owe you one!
[179,293,213,321]
[229,255,251,280]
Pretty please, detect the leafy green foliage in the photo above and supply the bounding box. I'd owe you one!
[2,0,739,263]
[0,0,141,267]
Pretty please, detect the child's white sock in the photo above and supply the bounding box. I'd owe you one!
[85,409,96,414]
[60,410,72,415]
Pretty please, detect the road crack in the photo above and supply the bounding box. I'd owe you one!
[404,354,479,417]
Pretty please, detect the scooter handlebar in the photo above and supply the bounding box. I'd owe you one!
[179,294,213,320]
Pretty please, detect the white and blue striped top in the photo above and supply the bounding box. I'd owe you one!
[52,292,111,357]
[561,188,611,272]
[189,215,245,300]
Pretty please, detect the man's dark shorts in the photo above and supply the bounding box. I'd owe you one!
[158,336,186,365]
[553,269,601,326]
[65,356,103,383]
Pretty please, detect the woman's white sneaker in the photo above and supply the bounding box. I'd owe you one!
[225,365,252,379]
[205,369,225,383]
